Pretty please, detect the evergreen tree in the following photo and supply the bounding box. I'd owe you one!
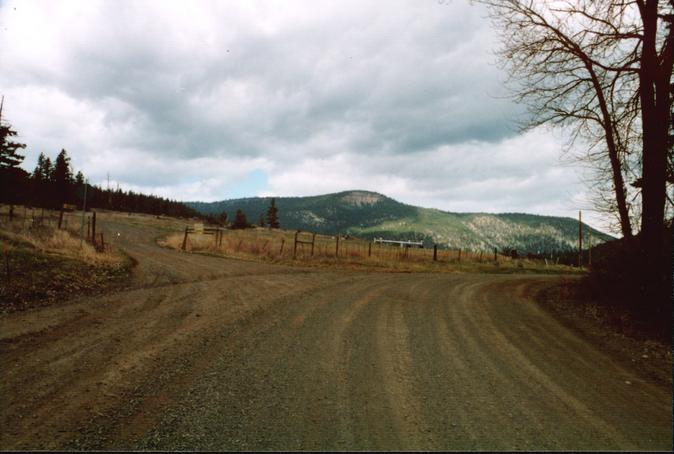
[21,147,205,218]
[0,119,26,170]
[32,153,47,181]
[0,110,29,206]
[52,149,74,207]
[74,171,87,209]
[32,154,55,208]
[39,155,53,180]
[266,198,280,228]
[231,209,249,229]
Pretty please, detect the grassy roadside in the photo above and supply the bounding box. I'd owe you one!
[159,229,583,275]
[0,224,134,313]
[533,278,672,388]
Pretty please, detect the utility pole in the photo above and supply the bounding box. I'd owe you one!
[578,210,583,268]
[79,179,88,247]
[0,95,4,122]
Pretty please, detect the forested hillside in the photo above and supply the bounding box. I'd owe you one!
[188,190,614,255]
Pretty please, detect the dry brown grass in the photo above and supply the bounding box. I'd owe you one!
[161,226,580,274]
[0,205,123,266]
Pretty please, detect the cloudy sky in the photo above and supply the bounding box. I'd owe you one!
[0,0,610,232]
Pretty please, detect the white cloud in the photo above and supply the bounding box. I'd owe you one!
[0,0,613,233]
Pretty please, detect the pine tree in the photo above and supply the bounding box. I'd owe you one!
[52,149,74,208]
[231,209,249,229]
[31,153,52,207]
[0,107,29,206]
[32,153,46,181]
[0,120,26,170]
[39,154,53,180]
[266,198,280,229]
[74,171,87,209]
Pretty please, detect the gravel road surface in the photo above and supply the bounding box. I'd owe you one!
[1,214,670,450]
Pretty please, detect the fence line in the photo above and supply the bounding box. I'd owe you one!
[176,224,549,267]
[0,205,115,252]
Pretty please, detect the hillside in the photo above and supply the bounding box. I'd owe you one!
[187,190,614,254]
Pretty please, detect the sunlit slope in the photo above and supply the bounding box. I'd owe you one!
[187,190,613,254]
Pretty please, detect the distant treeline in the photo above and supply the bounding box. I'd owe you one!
[1,148,201,219]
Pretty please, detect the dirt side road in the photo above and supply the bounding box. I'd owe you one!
[1,216,671,450]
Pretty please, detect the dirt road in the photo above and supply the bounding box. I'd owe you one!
[1,215,671,450]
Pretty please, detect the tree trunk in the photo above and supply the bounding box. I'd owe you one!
[637,0,671,319]
[587,66,634,238]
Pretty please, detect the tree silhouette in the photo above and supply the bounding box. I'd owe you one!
[231,209,249,229]
[0,123,210,220]
[52,149,74,208]
[0,107,28,207]
[0,120,25,170]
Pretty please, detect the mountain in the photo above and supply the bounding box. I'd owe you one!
[186,190,614,255]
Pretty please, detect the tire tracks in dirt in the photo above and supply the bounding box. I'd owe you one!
[1,216,671,450]
[135,272,671,451]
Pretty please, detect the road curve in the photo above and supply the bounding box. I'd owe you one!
[0,215,671,450]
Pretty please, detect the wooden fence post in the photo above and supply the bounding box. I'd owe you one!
[91,211,97,247]
[181,226,189,251]
[87,218,91,240]
[368,242,372,257]
[479,251,483,262]
[335,235,340,258]
[494,247,497,262]
[311,233,316,257]
[100,232,104,251]
[293,231,299,259]
[458,248,462,262]
[433,244,437,261]
[280,238,285,256]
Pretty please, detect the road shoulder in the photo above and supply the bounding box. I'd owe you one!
[531,278,672,389]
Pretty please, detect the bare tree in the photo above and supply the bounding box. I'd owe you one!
[478,0,674,249]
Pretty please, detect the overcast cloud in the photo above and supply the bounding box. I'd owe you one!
[0,0,610,232]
